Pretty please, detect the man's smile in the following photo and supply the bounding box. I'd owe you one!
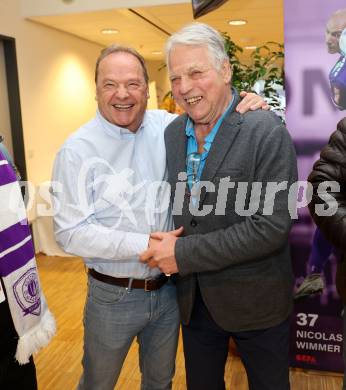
[112,103,135,111]
[185,96,202,105]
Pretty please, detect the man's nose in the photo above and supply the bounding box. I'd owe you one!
[179,76,193,94]
[115,85,130,99]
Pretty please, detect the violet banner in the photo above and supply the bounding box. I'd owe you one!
[284,0,345,372]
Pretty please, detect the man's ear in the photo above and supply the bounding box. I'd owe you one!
[221,60,232,84]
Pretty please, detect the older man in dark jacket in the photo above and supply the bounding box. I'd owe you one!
[308,117,346,388]
[141,22,297,390]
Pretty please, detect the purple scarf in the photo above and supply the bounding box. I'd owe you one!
[0,151,55,363]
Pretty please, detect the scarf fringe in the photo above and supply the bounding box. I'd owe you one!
[15,309,56,365]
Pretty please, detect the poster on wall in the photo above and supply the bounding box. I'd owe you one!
[284,0,346,372]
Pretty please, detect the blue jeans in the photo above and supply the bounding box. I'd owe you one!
[77,275,180,390]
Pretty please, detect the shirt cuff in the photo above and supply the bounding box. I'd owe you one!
[126,232,150,256]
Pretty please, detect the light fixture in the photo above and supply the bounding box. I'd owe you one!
[101,28,119,35]
[228,19,247,26]
[151,51,162,55]
[244,46,257,50]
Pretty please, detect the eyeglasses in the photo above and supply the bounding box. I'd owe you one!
[186,152,202,187]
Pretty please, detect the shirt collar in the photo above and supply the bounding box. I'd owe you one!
[185,119,195,137]
[96,109,146,139]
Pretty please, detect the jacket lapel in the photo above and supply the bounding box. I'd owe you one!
[167,114,188,185]
[199,93,243,204]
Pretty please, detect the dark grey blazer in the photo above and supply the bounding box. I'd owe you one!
[164,91,298,332]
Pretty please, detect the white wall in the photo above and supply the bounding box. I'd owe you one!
[0,0,103,184]
[146,60,170,106]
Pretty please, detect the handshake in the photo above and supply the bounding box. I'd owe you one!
[139,226,184,275]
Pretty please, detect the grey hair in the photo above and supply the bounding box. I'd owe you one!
[165,23,229,71]
[331,8,346,19]
[95,44,149,84]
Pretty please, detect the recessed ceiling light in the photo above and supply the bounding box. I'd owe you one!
[228,19,247,26]
[101,29,119,35]
[244,45,257,50]
[151,51,162,55]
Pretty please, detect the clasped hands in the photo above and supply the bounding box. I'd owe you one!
[139,226,184,275]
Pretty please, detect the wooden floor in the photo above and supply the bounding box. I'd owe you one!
[34,255,343,390]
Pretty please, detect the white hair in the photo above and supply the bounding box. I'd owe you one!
[165,23,229,72]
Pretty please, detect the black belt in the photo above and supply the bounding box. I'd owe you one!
[88,268,169,291]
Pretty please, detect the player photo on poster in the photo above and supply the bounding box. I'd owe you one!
[284,0,346,372]
[328,9,346,110]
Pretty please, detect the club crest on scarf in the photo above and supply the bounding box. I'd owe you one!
[13,268,41,316]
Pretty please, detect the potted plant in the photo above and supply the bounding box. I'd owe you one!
[223,32,285,117]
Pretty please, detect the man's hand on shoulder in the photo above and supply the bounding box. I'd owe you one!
[236,91,270,114]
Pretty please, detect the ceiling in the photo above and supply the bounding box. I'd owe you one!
[27,0,283,62]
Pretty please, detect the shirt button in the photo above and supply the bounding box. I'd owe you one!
[190,219,197,227]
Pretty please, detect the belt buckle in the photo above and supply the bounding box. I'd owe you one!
[144,279,151,292]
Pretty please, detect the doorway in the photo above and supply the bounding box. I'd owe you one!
[0,35,26,180]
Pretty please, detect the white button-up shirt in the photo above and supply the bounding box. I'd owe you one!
[52,109,177,279]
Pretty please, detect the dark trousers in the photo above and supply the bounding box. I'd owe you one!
[182,287,290,390]
[0,297,37,390]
